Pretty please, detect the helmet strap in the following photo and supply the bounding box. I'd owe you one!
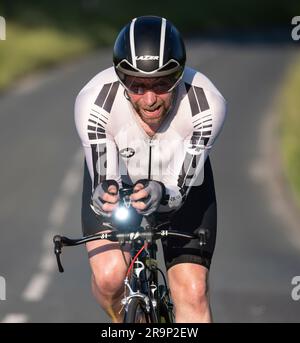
[124,89,130,101]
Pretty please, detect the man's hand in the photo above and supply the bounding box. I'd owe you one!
[130,179,165,215]
[91,180,119,217]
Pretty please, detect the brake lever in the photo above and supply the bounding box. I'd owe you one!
[53,235,64,273]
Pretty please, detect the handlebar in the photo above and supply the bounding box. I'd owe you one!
[53,224,209,273]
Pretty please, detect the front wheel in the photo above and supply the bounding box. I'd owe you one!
[158,285,175,323]
[123,297,157,323]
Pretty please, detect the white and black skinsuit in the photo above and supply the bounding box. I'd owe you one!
[75,66,226,270]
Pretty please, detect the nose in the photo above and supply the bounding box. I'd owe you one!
[143,91,157,106]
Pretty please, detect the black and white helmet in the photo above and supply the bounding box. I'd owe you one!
[113,16,186,92]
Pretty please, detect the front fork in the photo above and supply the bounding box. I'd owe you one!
[121,258,158,313]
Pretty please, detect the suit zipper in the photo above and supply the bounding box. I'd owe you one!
[148,138,153,179]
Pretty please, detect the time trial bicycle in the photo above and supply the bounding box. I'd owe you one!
[53,188,208,323]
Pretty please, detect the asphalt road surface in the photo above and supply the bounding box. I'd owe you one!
[0,34,299,322]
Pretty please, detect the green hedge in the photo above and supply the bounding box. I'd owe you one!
[1,0,300,33]
[0,1,299,90]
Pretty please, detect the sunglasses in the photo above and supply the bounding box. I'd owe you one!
[118,73,182,95]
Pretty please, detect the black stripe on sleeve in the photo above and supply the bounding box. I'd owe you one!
[88,119,98,125]
[185,83,199,116]
[201,130,212,136]
[91,144,100,189]
[194,86,210,112]
[103,81,120,113]
[94,84,111,108]
[177,153,195,188]
[88,132,106,140]
[89,115,107,127]
[177,152,203,194]
[91,143,107,188]
[87,125,105,133]
[203,137,210,146]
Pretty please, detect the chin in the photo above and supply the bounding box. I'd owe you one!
[142,114,163,125]
[145,118,161,125]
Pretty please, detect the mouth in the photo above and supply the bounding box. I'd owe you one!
[142,105,163,118]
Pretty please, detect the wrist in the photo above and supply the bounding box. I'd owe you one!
[155,181,168,205]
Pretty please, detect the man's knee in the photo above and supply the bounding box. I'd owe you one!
[181,279,208,305]
[91,260,127,296]
[168,263,209,304]
[86,238,130,296]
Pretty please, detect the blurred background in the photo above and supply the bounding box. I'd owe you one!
[0,0,300,322]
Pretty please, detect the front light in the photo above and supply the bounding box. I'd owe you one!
[114,206,130,221]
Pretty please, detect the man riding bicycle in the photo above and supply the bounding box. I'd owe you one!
[75,15,226,323]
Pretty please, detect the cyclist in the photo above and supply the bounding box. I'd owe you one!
[75,15,226,323]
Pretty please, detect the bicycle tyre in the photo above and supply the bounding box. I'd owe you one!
[158,285,174,323]
[123,297,157,323]
[159,301,174,323]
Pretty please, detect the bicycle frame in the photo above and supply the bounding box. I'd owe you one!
[53,222,208,323]
[121,236,173,323]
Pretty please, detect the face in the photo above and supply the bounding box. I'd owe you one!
[125,77,174,126]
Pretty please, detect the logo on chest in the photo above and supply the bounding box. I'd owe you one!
[119,147,135,158]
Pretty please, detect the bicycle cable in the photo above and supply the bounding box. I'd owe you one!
[126,244,146,278]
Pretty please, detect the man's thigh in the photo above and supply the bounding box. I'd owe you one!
[161,157,217,271]
[86,234,131,279]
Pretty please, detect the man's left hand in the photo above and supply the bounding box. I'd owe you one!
[130,179,165,215]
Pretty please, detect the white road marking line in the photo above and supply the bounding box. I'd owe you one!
[1,314,28,323]
[21,149,83,303]
[48,198,69,228]
[48,155,83,228]
[39,243,57,272]
[22,273,51,302]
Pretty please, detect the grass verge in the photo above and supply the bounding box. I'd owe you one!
[279,54,300,207]
[0,23,99,90]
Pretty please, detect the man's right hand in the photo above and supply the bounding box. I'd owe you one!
[90,180,119,217]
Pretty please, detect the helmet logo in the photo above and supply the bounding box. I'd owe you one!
[135,55,159,61]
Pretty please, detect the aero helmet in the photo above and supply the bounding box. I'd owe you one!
[113,16,186,93]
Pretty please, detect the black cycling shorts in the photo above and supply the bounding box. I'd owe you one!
[81,157,217,271]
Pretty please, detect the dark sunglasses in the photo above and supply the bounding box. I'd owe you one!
[118,73,181,95]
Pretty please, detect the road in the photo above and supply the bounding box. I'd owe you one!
[0,35,299,322]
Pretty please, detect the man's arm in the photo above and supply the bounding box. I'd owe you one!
[161,90,227,211]
[74,88,122,216]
